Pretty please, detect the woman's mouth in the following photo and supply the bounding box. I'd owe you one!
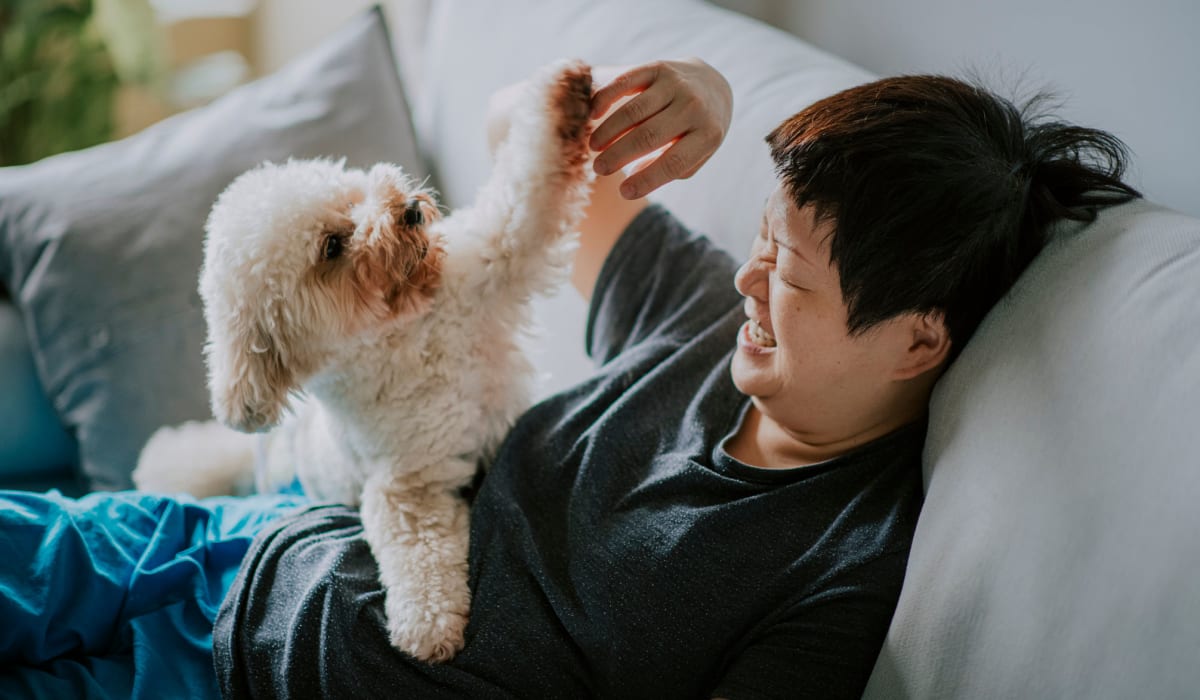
[739,318,777,352]
[748,318,776,347]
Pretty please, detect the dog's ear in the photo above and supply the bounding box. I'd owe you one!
[207,318,294,433]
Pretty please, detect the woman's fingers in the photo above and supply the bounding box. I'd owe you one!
[593,99,687,177]
[587,58,732,199]
[589,82,673,154]
[618,131,715,200]
[590,62,663,122]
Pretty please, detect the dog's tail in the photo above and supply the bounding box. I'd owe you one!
[133,420,257,498]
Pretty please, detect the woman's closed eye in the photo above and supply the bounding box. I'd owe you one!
[779,275,808,291]
[776,261,808,290]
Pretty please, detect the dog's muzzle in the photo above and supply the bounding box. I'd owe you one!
[403,200,424,227]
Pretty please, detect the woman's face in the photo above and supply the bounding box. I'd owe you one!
[731,186,915,445]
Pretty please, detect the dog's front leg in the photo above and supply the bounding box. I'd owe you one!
[360,470,472,662]
[444,61,595,304]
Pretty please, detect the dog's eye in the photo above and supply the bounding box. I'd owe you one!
[322,235,345,261]
[402,201,424,227]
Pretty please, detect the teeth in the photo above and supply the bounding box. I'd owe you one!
[749,319,776,347]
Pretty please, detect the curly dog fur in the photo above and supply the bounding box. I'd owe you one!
[134,60,595,661]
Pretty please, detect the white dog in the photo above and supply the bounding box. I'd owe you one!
[133,60,595,662]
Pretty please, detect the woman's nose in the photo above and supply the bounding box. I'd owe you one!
[734,257,767,300]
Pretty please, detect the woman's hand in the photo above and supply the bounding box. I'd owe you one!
[589,58,732,200]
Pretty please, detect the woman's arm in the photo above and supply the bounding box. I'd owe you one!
[571,169,646,301]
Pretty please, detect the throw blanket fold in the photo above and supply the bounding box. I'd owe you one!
[0,489,303,699]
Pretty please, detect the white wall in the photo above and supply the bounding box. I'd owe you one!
[250,0,427,91]
[715,0,1198,217]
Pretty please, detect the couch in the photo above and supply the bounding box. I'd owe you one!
[2,0,1197,696]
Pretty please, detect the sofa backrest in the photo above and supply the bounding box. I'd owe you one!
[863,198,1200,699]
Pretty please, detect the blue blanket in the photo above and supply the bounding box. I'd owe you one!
[0,489,305,698]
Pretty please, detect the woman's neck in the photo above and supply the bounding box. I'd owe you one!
[725,400,921,469]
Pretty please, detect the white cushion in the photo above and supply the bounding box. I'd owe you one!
[414,0,872,396]
[863,199,1200,699]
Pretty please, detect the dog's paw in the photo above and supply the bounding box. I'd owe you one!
[546,60,593,167]
[384,590,469,663]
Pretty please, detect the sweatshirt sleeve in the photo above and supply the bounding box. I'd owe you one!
[586,204,743,366]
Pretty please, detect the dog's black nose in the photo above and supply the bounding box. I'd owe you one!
[402,200,424,226]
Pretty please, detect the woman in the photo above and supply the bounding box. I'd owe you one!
[1,60,1137,699]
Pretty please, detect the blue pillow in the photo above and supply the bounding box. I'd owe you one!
[0,7,426,490]
[0,300,77,484]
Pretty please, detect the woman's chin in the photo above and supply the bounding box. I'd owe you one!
[731,354,772,399]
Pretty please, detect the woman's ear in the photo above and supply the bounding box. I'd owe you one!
[206,318,294,433]
[893,309,951,380]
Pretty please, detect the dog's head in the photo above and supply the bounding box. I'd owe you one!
[200,159,444,432]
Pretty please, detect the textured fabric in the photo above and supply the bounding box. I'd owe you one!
[0,489,304,699]
[416,0,874,398]
[214,206,925,699]
[863,199,1200,699]
[0,7,425,490]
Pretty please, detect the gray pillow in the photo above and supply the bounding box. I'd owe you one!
[0,6,425,490]
[864,199,1200,699]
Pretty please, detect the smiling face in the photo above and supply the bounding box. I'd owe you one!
[730,185,947,462]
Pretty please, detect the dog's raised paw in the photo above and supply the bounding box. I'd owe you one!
[548,60,593,166]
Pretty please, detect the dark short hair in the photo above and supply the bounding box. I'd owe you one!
[767,75,1139,360]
